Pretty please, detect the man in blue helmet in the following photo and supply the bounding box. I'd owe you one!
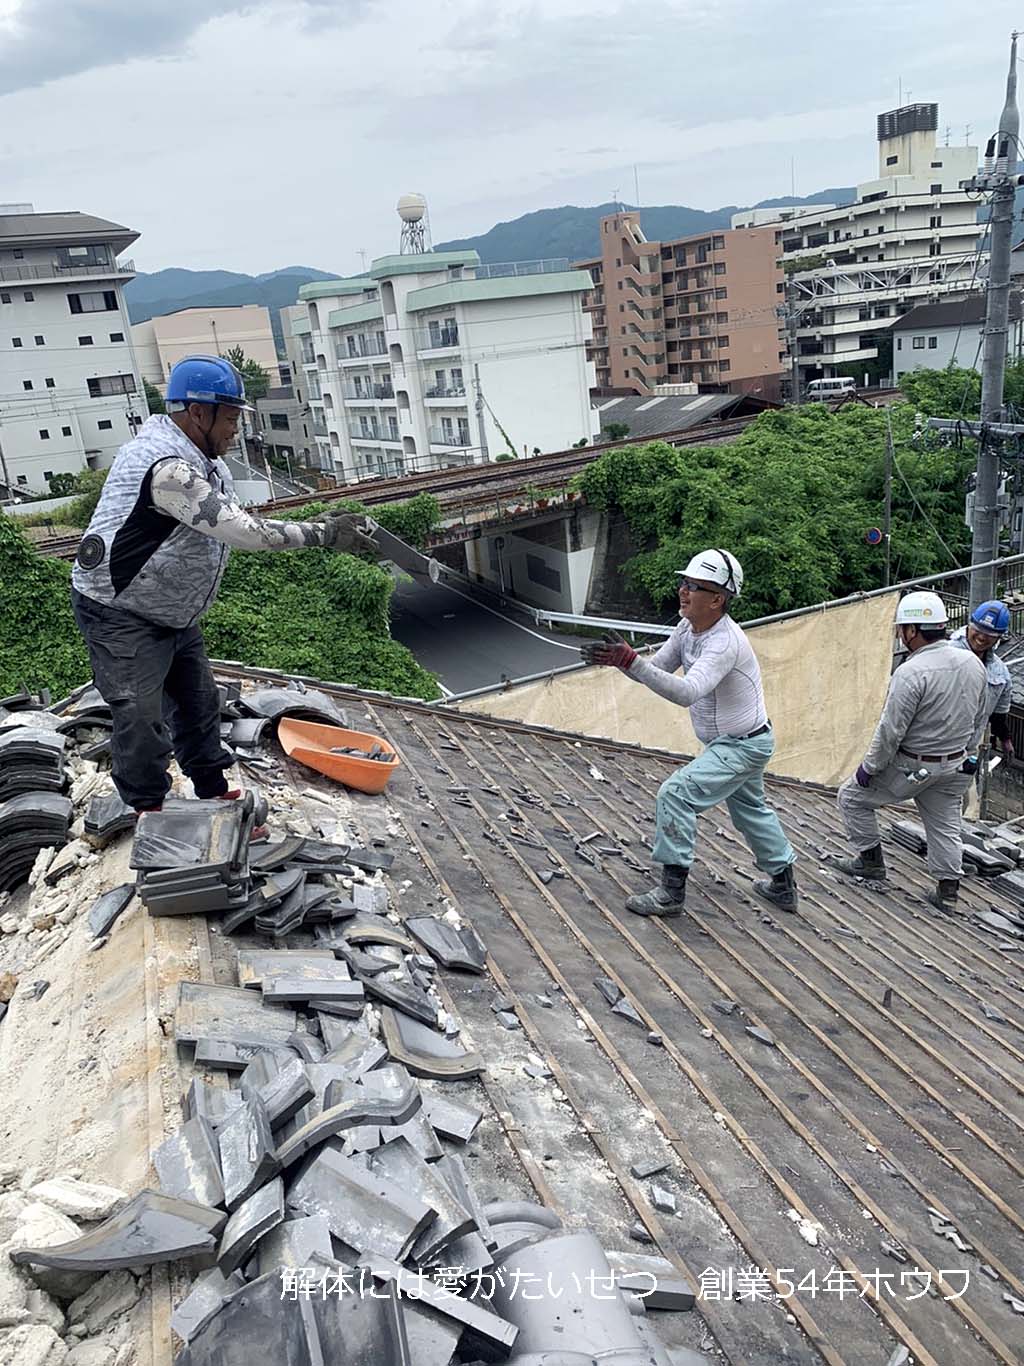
[70,354,379,815]
[952,599,1015,761]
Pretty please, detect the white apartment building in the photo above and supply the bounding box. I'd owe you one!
[0,206,145,496]
[740,105,983,389]
[131,305,283,391]
[294,250,596,482]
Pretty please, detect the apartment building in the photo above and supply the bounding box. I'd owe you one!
[745,104,983,389]
[294,250,596,482]
[131,305,282,390]
[575,211,785,398]
[0,206,144,495]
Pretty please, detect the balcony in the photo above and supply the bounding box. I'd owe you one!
[429,425,472,447]
[335,338,388,365]
[416,326,460,353]
[348,421,382,442]
[0,258,136,284]
[342,381,394,401]
[311,420,328,438]
[424,384,467,400]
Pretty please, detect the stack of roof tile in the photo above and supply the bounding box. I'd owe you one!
[132,796,262,917]
[0,725,71,891]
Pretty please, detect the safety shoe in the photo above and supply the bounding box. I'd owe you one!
[626,866,687,918]
[754,864,798,912]
[926,878,960,914]
[835,844,886,881]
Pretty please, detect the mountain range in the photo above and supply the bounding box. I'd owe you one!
[124,190,857,349]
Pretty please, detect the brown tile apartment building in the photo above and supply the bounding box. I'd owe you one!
[575,210,786,399]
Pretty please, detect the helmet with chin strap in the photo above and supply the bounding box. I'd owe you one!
[677,548,743,598]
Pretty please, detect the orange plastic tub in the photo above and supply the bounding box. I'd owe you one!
[277,718,400,794]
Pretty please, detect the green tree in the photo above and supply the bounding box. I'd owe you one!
[575,404,972,621]
[222,345,269,402]
[47,472,77,497]
[0,515,90,697]
[601,421,631,443]
[899,364,982,417]
[143,378,166,415]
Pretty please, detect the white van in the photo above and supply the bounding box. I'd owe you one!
[806,376,856,398]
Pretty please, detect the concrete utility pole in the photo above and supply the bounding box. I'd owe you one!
[929,33,1024,607]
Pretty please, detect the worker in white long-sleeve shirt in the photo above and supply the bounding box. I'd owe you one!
[836,591,987,913]
[582,549,797,917]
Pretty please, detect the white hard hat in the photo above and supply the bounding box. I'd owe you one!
[894,590,947,626]
[678,548,743,598]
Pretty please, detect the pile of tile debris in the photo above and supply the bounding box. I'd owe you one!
[890,816,1024,941]
[0,693,72,895]
[10,813,698,1365]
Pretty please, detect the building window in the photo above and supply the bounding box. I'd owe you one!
[61,426,71,437]
[97,419,113,431]
[713,262,726,275]
[45,377,55,388]
[34,335,44,345]
[930,215,942,229]
[719,360,730,372]
[13,249,22,259]
[68,290,117,314]
[928,242,941,256]
[886,154,898,166]
[12,337,22,348]
[913,336,925,349]
[39,429,49,440]
[930,182,942,194]
[23,291,33,302]
[87,373,136,397]
[717,335,730,348]
[269,412,290,431]
[931,161,943,168]
[109,331,124,342]
[16,475,26,485]
[0,293,9,304]
[715,287,727,299]
[43,471,52,481]
[78,336,93,345]
[712,236,725,250]
[716,311,728,324]
[22,379,32,390]
[928,336,938,349]
[896,337,902,350]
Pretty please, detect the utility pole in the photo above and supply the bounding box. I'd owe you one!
[884,409,894,586]
[928,33,1024,607]
[473,364,490,464]
[780,276,802,404]
[0,427,11,507]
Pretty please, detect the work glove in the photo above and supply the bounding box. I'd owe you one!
[960,755,980,777]
[854,764,872,789]
[1000,737,1015,761]
[579,632,637,671]
[318,513,379,555]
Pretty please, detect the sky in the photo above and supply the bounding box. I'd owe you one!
[0,0,1021,277]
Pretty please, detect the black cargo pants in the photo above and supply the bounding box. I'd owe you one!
[71,589,233,810]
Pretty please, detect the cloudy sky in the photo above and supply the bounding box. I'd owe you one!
[0,0,1020,276]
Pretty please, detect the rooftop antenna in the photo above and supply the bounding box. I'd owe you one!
[633,164,640,208]
[944,124,951,146]
[357,248,368,273]
[397,193,430,254]
[965,123,973,143]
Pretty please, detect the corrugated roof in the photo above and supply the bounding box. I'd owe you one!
[593,392,740,439]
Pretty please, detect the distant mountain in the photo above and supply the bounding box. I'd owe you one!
[436,190,856,264]
[124,266,341,352]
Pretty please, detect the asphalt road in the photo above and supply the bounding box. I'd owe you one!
[388,575,585,695]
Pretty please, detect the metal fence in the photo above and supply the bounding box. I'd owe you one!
[472,259,570,280]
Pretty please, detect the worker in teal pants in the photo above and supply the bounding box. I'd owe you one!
[581,548,797,917]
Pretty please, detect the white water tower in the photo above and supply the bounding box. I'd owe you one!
[397,192,430,254]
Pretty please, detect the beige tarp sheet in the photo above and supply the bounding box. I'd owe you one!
[459,593,900,788]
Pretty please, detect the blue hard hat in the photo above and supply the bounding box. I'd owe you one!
[165,354,253,410]
[970,600,1011,635]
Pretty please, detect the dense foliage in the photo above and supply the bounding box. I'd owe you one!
[576,402,973,621]
[0,492,444,701]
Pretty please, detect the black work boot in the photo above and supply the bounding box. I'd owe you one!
[927,878,960,913]
[754,864,798,912]
[835,844,886,881]
[626,865,687,918]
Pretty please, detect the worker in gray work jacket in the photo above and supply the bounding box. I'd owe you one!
[952,599,1015,761]
[71,354,378,815]
[581,548,798,917]
[836,591,987,913]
